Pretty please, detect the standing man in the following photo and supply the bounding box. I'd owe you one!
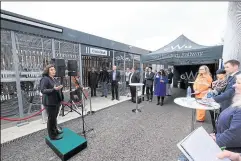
[125,68,131,87]
[125,68,131,85]
[145,67,155,102]
[129,67,140,103]
[89,67,98,97]
[110,66,121,101]
[99,67,109,98]
[142,67,149,101]
[209,59,240,112]
[167,68,174,96]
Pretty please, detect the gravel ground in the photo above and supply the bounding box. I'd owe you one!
[1,89,212,161]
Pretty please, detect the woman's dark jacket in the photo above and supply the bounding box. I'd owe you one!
[216,106,241,151]
[88,71,99,88]
[40,76,64,106]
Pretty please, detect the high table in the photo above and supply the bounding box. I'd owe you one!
[129,83,144,113]
[174,97,220,132]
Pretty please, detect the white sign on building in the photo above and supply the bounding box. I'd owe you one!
[89,47,107,56]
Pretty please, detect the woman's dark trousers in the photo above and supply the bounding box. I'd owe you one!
[91,87,97,96]
[46,105,59,138]
[209,110,218,133]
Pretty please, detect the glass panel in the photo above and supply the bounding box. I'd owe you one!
[114,51,125,96]
[133,54,141,73]
[125,53,133,69]
[0,30,19,121]
[1,30,14,72]
[13,32,52,119]
[1,82,19,119]
[15,32,52,73]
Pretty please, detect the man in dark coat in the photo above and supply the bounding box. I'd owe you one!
[99,67,109,98]
[145,67,155,102]
[129,67,140,103]
[210,59,241,112]
[110,66,121,101]
[167,68,174,96]
[89,67,98,97]
[142,67,149,101]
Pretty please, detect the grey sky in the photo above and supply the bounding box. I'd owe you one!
[1,2,228,51]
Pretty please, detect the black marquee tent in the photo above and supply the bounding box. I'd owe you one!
[141,35,223,65]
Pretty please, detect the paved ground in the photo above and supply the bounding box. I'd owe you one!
[1,91,142,143]
[1,89,213,161]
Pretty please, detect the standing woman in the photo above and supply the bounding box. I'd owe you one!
[154,69,168,106]
[40,64,64,140]
[193,65,213,122]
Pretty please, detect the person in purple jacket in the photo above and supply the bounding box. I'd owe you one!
[210,73,241,153]
[154,69,168,106]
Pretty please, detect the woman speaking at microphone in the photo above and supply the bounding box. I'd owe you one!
[40,64,64,140]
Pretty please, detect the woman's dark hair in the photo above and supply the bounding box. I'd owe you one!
[158,69,166,76]
[42,64,55,77]
[216,69,226,75]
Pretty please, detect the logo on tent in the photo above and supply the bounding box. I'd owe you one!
[164,44,192,51]
[180,71,197,80]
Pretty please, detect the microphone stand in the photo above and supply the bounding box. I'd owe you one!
[71,77,94,137]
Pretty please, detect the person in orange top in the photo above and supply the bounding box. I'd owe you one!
[193,65,213,121]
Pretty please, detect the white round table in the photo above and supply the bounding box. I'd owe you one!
[129,83,144,113]
[174,97,220,131]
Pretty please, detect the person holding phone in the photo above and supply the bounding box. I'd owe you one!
[40,64,64,140]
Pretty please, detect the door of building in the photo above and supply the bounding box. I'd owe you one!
[82,56,112,87]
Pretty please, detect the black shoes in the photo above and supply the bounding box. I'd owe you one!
[56,127,63,134]
[101,95,104,97]
[157,102,160,105]
[50,134,63,140]
[160,102,163,106]
[112,98,114,100]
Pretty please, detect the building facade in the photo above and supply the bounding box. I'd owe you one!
[0,10,150,119]
[223,2,241,64]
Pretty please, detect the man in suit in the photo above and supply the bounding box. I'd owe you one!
[145,67,155,102]
[99,67,109,98]
[142,67,149,101]
[110,65,121,101]
[166,68,174,96]
[129,67,140,103]
[209,59,240,112]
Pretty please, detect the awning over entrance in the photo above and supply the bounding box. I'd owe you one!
[141,35,223,65]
